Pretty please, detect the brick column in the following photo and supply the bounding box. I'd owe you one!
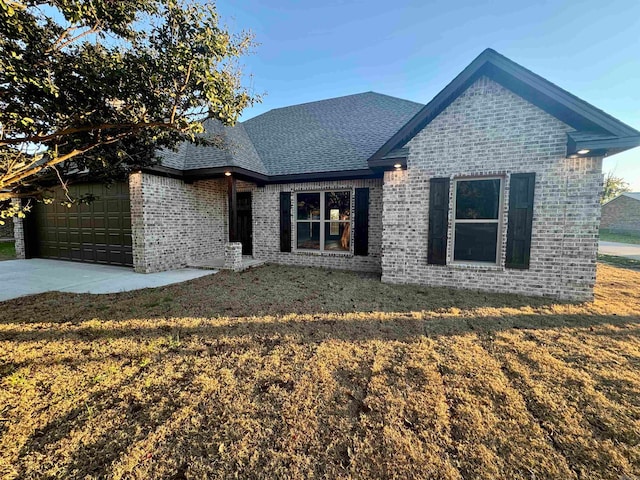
[12,199,26,259]
[128,172,148,273]
[224,242,243,271]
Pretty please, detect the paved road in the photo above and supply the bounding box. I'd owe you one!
[0,259,215,302]
[599,241,640,260]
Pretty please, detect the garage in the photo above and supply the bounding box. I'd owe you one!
[30,182,133,267]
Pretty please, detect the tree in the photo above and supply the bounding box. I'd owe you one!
[602,171,631,204]
[0,0,259,224]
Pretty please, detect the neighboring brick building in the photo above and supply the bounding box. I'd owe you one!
[601,193,640,235]
[15,49,640,300]
[0,219,13,239]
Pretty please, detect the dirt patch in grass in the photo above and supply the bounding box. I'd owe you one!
[0,241,15,261]
[1,263,639,479]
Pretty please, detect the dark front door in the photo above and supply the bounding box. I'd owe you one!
[237,192,252,255]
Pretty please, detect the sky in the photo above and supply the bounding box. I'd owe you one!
[212,0,640,190]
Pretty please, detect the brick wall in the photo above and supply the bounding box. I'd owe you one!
[130,172,227,273]
[130,174,382,273]
[237,178,383,272]
[382,76,603,301]
[601,195,640,235]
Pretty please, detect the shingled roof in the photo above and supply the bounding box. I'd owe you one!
[159,92,423,177]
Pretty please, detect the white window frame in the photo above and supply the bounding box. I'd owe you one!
[294,190,352,254]
[451,176,504,265]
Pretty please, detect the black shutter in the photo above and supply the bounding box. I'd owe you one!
[428,177,450,265]
[354,188,369,256]
[506,173,535,269]
[280,192,292,252]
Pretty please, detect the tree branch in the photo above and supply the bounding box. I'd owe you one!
[0,191,35,201]
[170,60,194,124]
[50,25,82,52]
[0,131,133,190]
[56,22,102,51]
[0,121,181,147]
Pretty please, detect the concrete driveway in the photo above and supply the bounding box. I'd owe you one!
[0,259,215,302]
[599,241,640,260]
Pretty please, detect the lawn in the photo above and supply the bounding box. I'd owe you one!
[0,241,15,261]
[598,253,640,270]
[600,228,640,245]
[1,263,639,479]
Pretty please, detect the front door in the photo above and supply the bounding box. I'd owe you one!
[237,192,253,255]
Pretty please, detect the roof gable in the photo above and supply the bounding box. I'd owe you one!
[625,192,640,202]
[368,48,640,167]
[603,192,640,205]
[184,120,268,175]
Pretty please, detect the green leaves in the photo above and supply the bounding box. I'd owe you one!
[1,0,260,217]
[602,171,631,203]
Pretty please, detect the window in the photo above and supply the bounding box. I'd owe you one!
[452,178,503,263]
[296,191,351,252]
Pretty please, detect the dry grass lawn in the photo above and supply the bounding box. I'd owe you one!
[1,263,639,479]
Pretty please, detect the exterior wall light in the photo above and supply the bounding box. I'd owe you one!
[224,171,232,176]
[577,149,590,155]
[393,163,402,169]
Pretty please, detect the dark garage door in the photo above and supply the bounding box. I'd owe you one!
[32,182,133,266]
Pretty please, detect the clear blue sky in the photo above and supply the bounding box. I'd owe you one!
[214,0,640,190]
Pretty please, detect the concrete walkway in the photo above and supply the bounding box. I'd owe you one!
[0,259,216,302]
[599,241,640,260]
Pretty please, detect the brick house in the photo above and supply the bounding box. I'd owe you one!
[14,49,640,300]
[601,193,640,235]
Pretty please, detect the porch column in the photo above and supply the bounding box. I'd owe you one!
[227,174,237,242]
[12,198,26,259]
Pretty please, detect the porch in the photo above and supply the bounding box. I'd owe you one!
[188,254,265,271]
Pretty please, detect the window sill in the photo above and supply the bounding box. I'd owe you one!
[293,249,353,257]
[447,261,504,271]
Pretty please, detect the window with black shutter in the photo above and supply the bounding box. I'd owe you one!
[294,190,351,252]
[452,177,504,264]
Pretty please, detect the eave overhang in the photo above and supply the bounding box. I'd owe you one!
[142,165,383,185]
[368,147,409,171]
[566,131,640,158]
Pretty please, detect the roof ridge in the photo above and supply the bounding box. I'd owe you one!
[364,91,423,107]
[242,91,422,124]
[603,191,640,205]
